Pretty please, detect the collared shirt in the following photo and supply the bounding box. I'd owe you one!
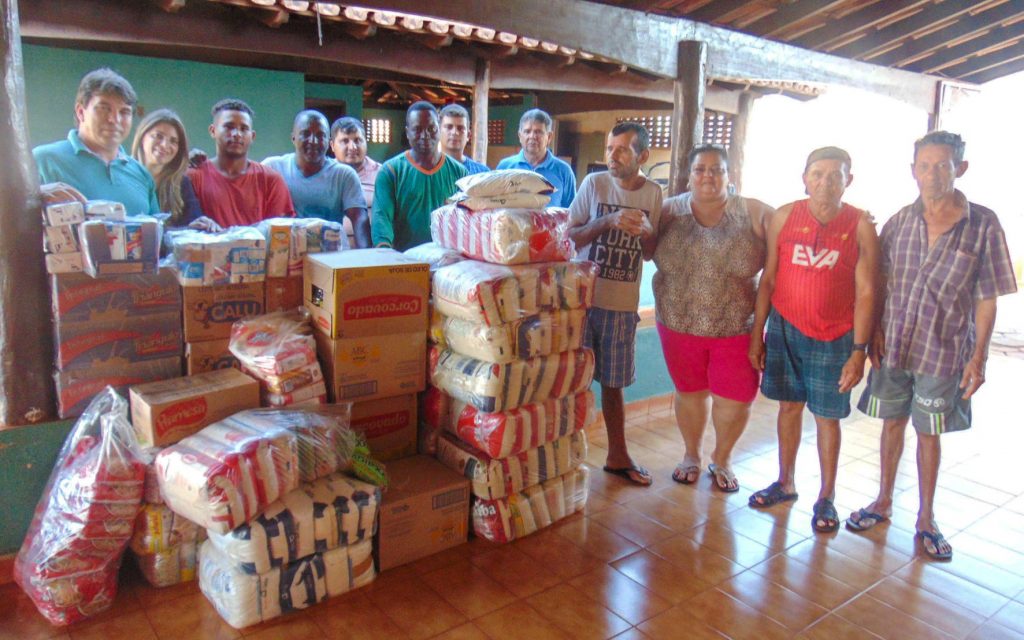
[33,129,159,215]
[880,192,1016,376]
[496,149,576,208]
[371,151,467,251]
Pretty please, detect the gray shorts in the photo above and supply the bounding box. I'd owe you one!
[857,366,971,435]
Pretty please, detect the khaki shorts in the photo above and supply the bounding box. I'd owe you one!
[857,366,971,435]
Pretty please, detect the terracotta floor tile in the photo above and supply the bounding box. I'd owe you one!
[866,576,986,638]
[802,529,914,574]
[929,550,1024,598]
[0,584,72,640]
[610,550,714,604]
[614,492,709,532]
[894,560,1011,618]
[552,517,642,563]
[429,622,491,640]
[513,529,606,580]
[609,629,652,640]
[567,566,672,625]
[580,488,618,516]
[969,509,1024,552]
[68,610,157,640]
[713,502,808,541]
[419,563,516,620]
[525,583,631,639]
[473,601,572,640]
[718,570,829,631]
[834,594,957,640]
[308,592,406,640]
[646,534,746,584]
[683,588,792,640]
[684,520,776,568]
[635,604,729,640]
[365,573,466,639]
[143,590,240,640]
[242,615,323,640]
[468,546,565,598]
[966,621,1024,640]
[749,554,859,610]
[589,504,677,547]
[795,614,885,640]
[131,575,201,610]
[949,531,1024,575]
[784,537,888,591]
[992,601,1024,635]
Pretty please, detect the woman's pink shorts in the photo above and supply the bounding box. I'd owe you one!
[656,323,760,403]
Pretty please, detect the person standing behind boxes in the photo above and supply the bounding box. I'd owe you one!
[189,98,296,228]
[438,104,489,175]
[372,101,467,251]
[496,109,576,208]
[34,68,159,215]
[263,110,370,248]
[567,122,661,486]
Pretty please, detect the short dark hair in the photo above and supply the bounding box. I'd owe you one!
[76,68,137,109]
[688,143,728,167]
[804,146,851,173]
[407,101,438,120]
[331,116,365,139]
[914,130,966,164]
[211,98,254,119]
[519,108,552,130]
[293,109,328,130]
[439,103,470,124]
[610,122,650,154]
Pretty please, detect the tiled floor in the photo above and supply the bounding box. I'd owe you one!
[4,355,1024,639]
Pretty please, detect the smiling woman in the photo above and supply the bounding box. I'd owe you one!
[132,108,203,226]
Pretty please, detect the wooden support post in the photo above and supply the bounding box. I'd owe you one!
[669,40,707,197]
[728,90,755,194]
[927,79,947,132]
[0,0,55,426]
[473,57,491,164]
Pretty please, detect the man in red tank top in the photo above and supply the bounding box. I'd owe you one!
[746,147,880,534]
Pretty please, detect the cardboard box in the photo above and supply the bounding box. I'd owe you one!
[184,339,239,375]
[79,218,161,276]
[44,224,80,253]
[182,282,265,342]
[264,276,304,313]
[315,330,426,402]
[376,456,469,571]
[304,249,429,339]
[50,269,181,324]
[45,252,84,274]
[350,394,417,462]
[130,368,260,447]
[43,200,85,226]
[54,356,182,419]
[53,312,183,371]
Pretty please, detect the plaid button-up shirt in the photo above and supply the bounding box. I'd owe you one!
[880,192,1017,377]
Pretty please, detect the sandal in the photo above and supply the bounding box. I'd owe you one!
[672,463,700,485]
[812,498,839,533]
[916,530,953,560]
[748,482,798,508]
[845,508,889,532]
[603,464,653,486]
[708,464,739,493]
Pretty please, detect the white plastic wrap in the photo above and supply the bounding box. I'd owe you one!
[403,242,466,271]
[472,466,589,543]
[78,216,162,276]
[431,205,574,265]
[417,385,450,456]
[167,226,267,286]
[455,169,554,197]
[448,192,552,211]
[432,260,597,326]
[257,217,344,277]
[199,538,375,629]
[431,347,595,413]
[229,311,326,407]
[435,430,587,500]
[435,309,587,363]
[14,388,146,626]
[129,502,205,587]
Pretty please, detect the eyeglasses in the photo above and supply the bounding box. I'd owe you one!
[691,166,726,176]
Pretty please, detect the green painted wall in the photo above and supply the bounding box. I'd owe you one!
[304,81,364,121]
[363,107,408,162]
[489,95,537,146]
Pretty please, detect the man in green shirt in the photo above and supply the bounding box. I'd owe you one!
[371,101,467,250]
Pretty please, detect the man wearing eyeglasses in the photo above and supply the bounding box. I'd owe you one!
[263,110,370,247]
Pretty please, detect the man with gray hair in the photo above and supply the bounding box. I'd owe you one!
[847,132,1016,560]
[438,103,488,175]
[497,108,576,207]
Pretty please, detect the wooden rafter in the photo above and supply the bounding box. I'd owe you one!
[961,54,1024,84]
[832,0,986,59]
[910,22,1024,73]
[794,0,931,51]
[741,0,847,38]
[940,44,1024,79]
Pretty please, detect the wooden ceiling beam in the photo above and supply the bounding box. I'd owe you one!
[908,23,1024,73]
[960,54,1024,84]
[794,0,932,51]
[343,22,378,39]
[741,0,847,38]
[684,0,750,24]
[831,0,985,59]
[937,45,1024,79]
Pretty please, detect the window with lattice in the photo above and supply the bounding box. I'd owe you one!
[702,111,734,147]
[616,115,671,149]
[487,120,505,145]
[363,118,391,144]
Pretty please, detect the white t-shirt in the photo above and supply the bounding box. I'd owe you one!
[569,172,662,312]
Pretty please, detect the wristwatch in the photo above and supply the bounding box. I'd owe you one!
[852,343,868,352]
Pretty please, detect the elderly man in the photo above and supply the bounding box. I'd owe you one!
[748,147,879,534]
[497,109,576,208]
[34,68,158,214]
[847,132,1016,560]
[331,116,381,210]
[372,101,467,251]
[568,122,661,486]
[263,110,369,247]
[189,98,295,227]
[438,103,489,175]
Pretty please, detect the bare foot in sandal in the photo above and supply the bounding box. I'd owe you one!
[672,457,701,484]
[708,463,739,492]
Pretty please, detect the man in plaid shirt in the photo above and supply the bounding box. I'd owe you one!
[847,131,1016,560]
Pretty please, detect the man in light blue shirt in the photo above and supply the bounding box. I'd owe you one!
[496,108,576,207]
[439,104,488,175]
[34,68,159,215]
[263,110,370,247]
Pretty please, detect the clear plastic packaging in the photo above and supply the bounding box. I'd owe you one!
[455,169,554,198]
[166,226,267,286]
[205,473,380,575]
[431,205,574,265]
[431,347,595,413]
[257,217,344,277]
[435,430,587,500]
[448,192,552,211]
[129,502,205,587]
[435,309,587,363]
[229,311,325,407]
[472,466,590,543]
[417,385,450,456]
[199,537,375,629]
[78,216,162,277]
[404,241,465,271]
[14,387,146,626]
[155,408,360,534]
[432,260,597,326]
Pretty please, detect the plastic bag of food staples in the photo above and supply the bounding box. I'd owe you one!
[404,241,465,271]
[14,387,146,626]
[448,191,552,211]
[471,466,590,543]
[436,308,587,363]
[431,205,574,265]
[230,310,325,407]
[455,169,554,198]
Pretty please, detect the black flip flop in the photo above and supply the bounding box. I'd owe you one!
[812,498,839,533]
[748,482,798,508]
[603,464,653,486]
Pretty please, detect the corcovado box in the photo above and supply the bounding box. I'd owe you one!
[129,368,260,447]
[184,339,239,375]
[182,282,265,342]
[303,249,429,339]
[376,455,469,571]
[314,330,426,403]
[350,394,417,462]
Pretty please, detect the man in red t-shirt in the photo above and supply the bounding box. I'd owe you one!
[746,147,879,534]
[188,98,295,227]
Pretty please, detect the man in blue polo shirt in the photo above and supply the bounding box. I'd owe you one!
[496,108,576,207]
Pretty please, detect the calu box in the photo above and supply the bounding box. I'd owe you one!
[184,339,240,375]
[182,282,265,342]
[304,249,429,339]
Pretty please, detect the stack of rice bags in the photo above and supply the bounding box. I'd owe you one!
[425,170,597,543]
[155,407,385,628]
[229,311,326,407]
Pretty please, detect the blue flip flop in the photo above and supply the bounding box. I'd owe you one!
[846,508,889,532]
[917,530,953,560]
[748,482,798,508]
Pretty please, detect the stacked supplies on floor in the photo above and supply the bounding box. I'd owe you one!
[424,170,597,542]
[229,311,326,407]
[42,199,160,276]
[258,217,344,313]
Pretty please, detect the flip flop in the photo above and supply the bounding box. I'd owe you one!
[707,464,739,493]
[812,498,839,533]
[916,530,953,560]
[672,463,700,485]
[603,464,653,486]
[845,508,889,532]
[748,482,798,508]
